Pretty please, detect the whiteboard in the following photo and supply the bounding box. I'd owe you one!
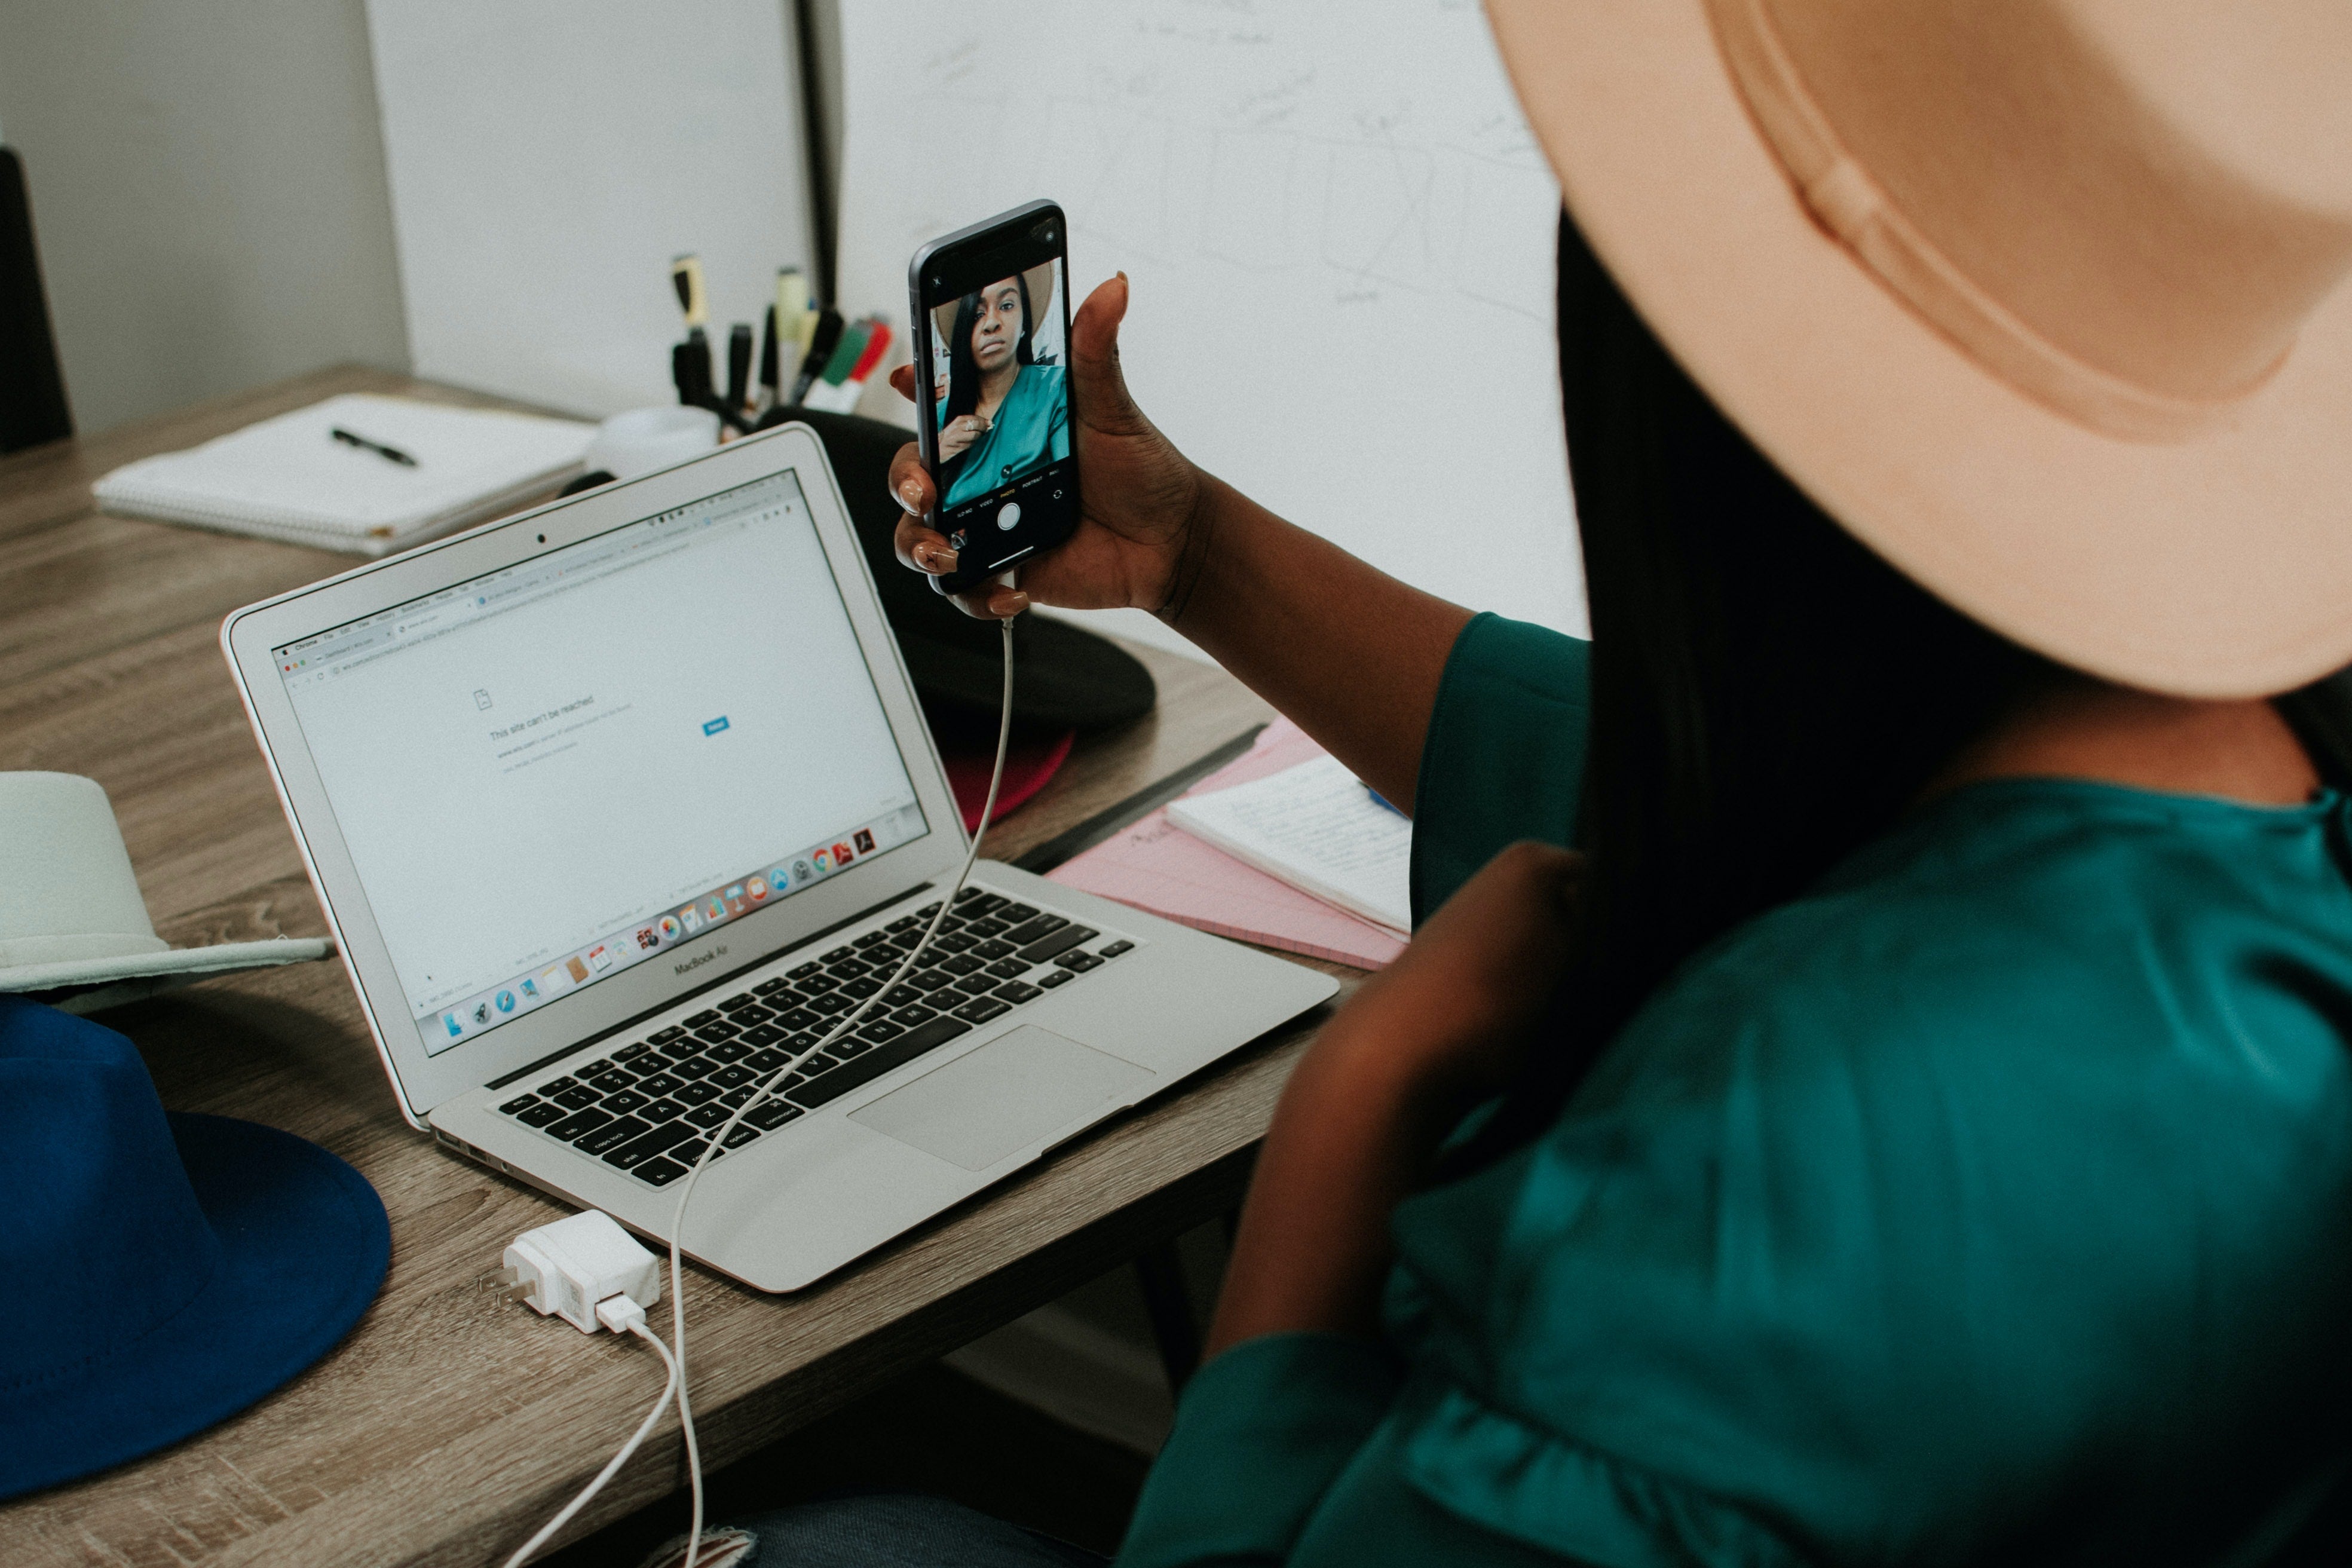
[836,0,1585,656]
[367,0,812,418]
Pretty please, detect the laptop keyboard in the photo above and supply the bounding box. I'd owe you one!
[492,886,1140,1189]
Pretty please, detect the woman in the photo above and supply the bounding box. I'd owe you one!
[935,270,1070,513]
[728,2,2352,1562]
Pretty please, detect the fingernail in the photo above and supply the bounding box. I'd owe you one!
[898,479,923,514]
[917,543,957,572]
[991,590,1029,618]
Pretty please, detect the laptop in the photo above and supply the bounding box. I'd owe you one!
[222,423,1337,1291]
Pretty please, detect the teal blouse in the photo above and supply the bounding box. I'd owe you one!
[936,362,1070,509]
[1121,613,2352,1566]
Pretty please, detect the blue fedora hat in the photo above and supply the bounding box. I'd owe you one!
[0,995,388,1499]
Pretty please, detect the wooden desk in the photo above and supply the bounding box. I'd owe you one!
[0,369,1348,1567]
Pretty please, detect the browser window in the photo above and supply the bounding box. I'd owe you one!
[274,470,927,1056]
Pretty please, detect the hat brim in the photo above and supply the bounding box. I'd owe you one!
[929,264,1059,347]
[904,614,1157,733]
[0,1111,388,1499]
[0,938,333,998]
[1486,0,2352,698]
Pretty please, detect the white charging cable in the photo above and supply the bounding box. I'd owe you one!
[663,607,1018,1568]
[500,1296,679,1568]
[496,1210,679,1568]
[500,603,1018,1568]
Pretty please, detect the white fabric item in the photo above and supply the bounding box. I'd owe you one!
[0,773,330,1007]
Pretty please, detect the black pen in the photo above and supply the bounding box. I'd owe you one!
[331,427,418,467]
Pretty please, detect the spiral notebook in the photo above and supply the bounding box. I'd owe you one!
[93,394,595,556]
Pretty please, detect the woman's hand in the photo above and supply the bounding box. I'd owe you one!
[889,272,1206,620]
[936,412,990,463]
[1205,841,1583,1353]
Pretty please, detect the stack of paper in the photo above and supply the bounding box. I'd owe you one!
[1165,756,1411,935]
[1049,721,1410,970]
[94,393,595,556]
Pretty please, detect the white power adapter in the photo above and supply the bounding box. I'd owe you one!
[495,1211,679,1567]
[501,1210,662,1333]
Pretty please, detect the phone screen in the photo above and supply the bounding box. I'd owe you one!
[911,205,1078,592]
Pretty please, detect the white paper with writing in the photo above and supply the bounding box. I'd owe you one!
[1166,756,1413,935]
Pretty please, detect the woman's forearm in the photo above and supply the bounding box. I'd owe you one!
[1204,1019,1447,1354]
[1200,843,1584,1358]
[1162,474,1473,812]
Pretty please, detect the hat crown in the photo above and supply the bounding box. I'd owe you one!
[0,999,223,1387]
[0,773,169,970]
[1714,0,2352,438]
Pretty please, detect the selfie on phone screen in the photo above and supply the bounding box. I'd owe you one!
[909,204,1080,595]
[931,261,1068,519]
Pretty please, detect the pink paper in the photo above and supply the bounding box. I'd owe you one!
[1048,718,1408,970]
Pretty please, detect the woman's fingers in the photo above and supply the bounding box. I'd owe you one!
[929,575,1027,621]
[889,363,917,402]
[954,581,1030,621]
[888,442,932,519]
[887,443,956,575]
[893,514,957,574]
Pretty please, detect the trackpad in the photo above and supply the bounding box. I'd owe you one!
[850,1025,1155,1172]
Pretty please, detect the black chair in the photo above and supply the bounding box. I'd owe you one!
[0,146,72,455]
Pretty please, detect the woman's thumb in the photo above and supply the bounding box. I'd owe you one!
[1070,272,1147,434]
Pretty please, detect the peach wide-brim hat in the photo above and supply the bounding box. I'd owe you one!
[929,264,1060,357]
[1486,0,2352,697]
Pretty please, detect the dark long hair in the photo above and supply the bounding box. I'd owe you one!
[1453,215,2352,1171]
[941,274,1036,425]
[938,274,1037,497]
[1437,219,2055,1166]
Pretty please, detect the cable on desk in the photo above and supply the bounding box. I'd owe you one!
[501,1296,678,1568]
[663,611,1018,1568]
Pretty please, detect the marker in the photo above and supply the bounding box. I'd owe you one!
[803,318,898,412]
[670,253,708,333]
[672,340,712,409]
[845,317,893,385]
[819,317,872,390]
[725,321,754,415]
[774,266,808,356]
[669,255,714,411]
[330,426,418,466]
[789,271,820,359]
[757,304,780,409]
[788,308,845,405]
[1364,784,1406,818]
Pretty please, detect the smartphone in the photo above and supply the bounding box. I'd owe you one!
[908,201,1079,597]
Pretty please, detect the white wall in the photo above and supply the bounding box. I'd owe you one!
[0,0,409,434]
[365,0,814,418]
[835,0,1586,658]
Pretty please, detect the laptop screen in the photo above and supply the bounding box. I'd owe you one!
[272,468,930,1058]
